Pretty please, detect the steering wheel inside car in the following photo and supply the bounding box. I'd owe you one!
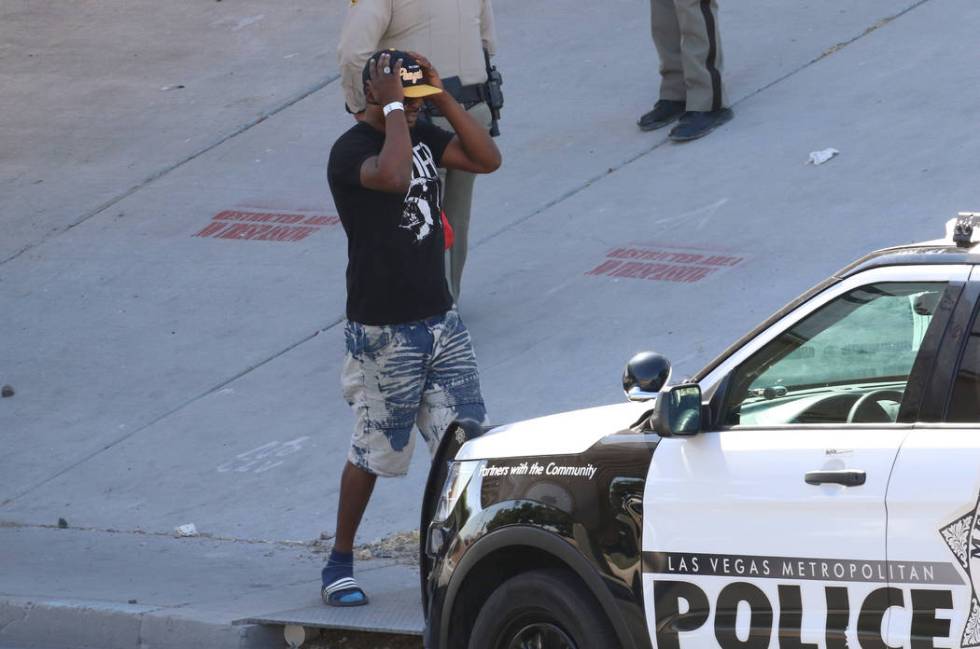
[846,389,905,423]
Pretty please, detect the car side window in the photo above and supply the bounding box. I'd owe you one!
[948,302,980,422]
[723,282,949,427]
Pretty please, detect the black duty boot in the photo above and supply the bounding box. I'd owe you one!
[668,108,734,142]
[637,100,686,131]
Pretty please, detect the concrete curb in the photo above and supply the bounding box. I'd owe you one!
[0,597,282,649]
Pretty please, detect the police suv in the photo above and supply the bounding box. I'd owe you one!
[419,214,980,649]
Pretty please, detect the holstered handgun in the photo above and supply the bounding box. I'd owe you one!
[483,49,503,137]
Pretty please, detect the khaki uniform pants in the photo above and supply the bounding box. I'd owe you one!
[650,0,727,112]
[431,101,493,301]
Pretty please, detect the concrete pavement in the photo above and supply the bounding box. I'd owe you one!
[3,0,979,646]
[0,524,418,648]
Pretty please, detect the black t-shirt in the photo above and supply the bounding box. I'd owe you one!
[328,121,455,325]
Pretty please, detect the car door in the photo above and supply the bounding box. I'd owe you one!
[885,269,980,649]
[642,265,971,649]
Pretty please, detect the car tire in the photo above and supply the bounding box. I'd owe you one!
[467,568,619,649]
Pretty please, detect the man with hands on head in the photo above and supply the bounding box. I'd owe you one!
[337,0,498,301]
[321,50,500,608]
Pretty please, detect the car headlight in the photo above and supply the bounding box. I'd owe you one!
[432,460,480,523]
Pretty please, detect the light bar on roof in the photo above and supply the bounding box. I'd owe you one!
[952,212,980,248]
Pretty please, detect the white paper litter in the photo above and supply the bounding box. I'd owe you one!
[175,523,199,537]
[808,148,840,165]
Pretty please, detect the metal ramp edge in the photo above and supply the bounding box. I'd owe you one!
[233,564,424,644]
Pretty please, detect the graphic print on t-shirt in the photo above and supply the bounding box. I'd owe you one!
[400,142,441,243]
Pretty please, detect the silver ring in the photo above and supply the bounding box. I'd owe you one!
[383,66,391,74]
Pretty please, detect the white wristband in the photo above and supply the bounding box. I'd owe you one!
[383,101,404,117]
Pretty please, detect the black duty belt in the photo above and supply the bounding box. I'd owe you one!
[426,76,486,116]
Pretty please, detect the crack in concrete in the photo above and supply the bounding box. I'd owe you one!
[736,0,932,105]
[0,73,341,267]
[1,316,345,506]
[0,519,420,565]
[472,0,935,251]
[0,519,317,547]
[0,602,31,635]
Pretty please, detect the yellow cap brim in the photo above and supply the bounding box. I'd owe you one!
[403,84,442,98]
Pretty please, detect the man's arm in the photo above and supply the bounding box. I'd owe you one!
[412,53,501,174]
[337,0,392,115]
[359,54,414,194]
[436,100,502,174]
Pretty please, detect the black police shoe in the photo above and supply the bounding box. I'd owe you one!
[668,108,734,142]
[637,100,686,131]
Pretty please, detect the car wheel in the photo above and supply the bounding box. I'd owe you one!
[467,569,619,649]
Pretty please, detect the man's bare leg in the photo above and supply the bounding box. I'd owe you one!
[334,460,378,552]
[322,460,377,606]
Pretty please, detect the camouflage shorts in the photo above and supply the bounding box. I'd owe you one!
[341,309,487,477]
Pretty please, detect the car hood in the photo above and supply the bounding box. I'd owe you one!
[455,400,655,461]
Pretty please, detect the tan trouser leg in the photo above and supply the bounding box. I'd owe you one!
[650,0,685,102]
[673,0,726,111]
[432,101,493,301]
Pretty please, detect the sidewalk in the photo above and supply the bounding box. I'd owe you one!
[0,525,421,649]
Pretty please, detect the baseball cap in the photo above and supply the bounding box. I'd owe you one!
[362,49,442,99]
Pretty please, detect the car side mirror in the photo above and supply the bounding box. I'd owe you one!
[622,352,672,402]
[652,383,703,436]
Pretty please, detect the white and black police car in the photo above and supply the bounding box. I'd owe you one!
[420,214,980,649]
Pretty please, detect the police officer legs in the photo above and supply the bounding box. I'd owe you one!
[431,101,492,301]
[639,0,734,142]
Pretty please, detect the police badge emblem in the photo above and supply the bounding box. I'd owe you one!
[941,490,980,647]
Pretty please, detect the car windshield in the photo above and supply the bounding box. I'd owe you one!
[725,282,949,426]
[745,284,939,395]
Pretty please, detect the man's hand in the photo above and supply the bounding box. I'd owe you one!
[408,51,445,99]
[365,52,405,106]
[409,52,443,90]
